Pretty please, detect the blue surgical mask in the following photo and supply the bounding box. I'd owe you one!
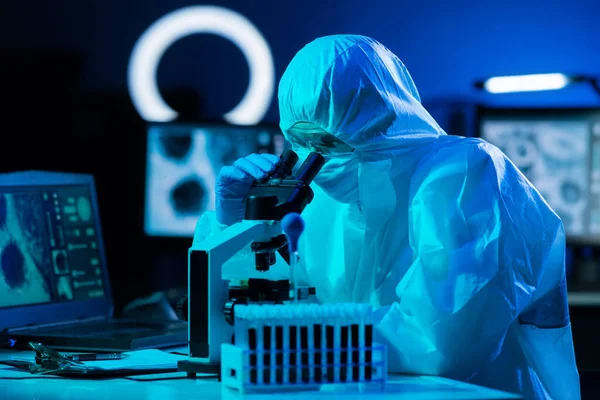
[314,155,360,204]
[286,122,359,204]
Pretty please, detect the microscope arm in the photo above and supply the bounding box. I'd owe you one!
[191,219,282,266]
[187,219,282,363]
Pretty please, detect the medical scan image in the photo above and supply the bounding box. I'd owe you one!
[0,192,52,308]
[145,125,285,237]
[482,119,591,236]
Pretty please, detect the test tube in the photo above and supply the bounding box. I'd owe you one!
[289,325,297,383]
[351,324,359,381]
[334,318,341,383]
[340,325,349,382]
[300,326,309,382]
[313,324,322,382]
[249,327,258,384]
[295,322,302,385]
[275,325,283,384]
[257,325,264,385]
[321,320,327,383]
[326,325,334,382]
[263,325,271,384]
[283,317,290,385]
[308,321,315,383]
[365,323,373,381]
[358,308,367,382]
[270,324,277,385]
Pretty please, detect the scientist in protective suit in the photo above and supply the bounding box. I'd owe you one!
[195,35,580,399]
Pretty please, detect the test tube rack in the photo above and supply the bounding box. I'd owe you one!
[221,303,387,393]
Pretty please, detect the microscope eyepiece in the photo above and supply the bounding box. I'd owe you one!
[276,149,299,177]
[295,152,326,185]
[245,151,325,222]
[265,149,300,180]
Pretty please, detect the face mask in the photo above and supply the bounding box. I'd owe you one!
[314,155,360,204]
[286,122,359,204]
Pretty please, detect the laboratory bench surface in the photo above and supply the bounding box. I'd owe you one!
[0,376,522,400]
[0,350,522,400]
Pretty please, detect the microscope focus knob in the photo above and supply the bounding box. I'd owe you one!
[224,301,235,326]
[224,298,247,326]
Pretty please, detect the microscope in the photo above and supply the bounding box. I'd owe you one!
[178,150,326,377]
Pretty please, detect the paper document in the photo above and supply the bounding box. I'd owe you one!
[6,349,186,371]
[83,349,185,370]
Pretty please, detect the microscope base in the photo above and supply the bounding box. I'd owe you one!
[177,360,221,381]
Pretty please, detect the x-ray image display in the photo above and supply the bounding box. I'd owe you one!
[145,124,287,237]
[482,119,592,237]
[0,192,52,308]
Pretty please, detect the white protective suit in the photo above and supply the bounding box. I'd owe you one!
[195,35,580,399]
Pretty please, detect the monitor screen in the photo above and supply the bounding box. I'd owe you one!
[0,185,107,309]
[145,123,288,237]
[479,108,600,243]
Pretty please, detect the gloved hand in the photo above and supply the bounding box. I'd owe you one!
[215,153,280,226]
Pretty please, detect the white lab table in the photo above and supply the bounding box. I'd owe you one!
[0,350,522,400]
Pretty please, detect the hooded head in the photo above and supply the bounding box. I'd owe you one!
[278,35,445,203]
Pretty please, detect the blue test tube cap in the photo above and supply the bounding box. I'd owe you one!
[282,212,305,252]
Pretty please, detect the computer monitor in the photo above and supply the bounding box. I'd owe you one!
[478,108,600,244]
[0,172,114,330]
[0,180,107,309]
[144,122,288,237]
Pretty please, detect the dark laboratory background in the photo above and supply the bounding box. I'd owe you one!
[1,0,599,391]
